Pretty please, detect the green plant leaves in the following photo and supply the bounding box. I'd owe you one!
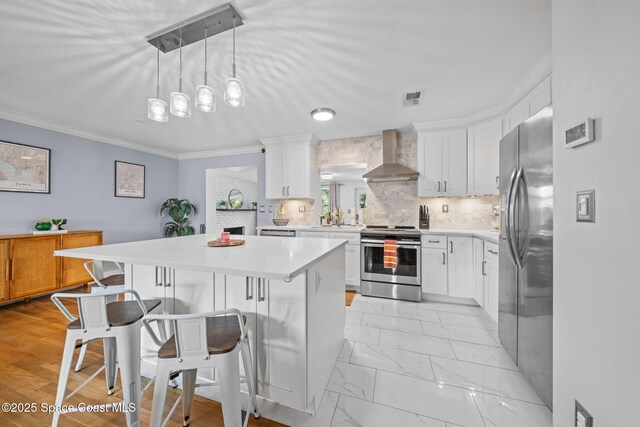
[160,198,197,237]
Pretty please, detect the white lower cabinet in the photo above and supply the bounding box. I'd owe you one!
[422,235,497,314]
[299,230,360,288]
[484,242,499,322]
[344,243,360,286]
[447,237,474,298]
[473,238,485,307]
[222,274,307,409]
[421,247,448,295]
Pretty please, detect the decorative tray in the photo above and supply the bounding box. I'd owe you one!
[207,239,246,247]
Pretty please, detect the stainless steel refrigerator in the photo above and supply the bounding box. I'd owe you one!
[498,105,553,409]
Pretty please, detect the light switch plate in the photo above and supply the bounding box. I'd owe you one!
[575,400,593,427]
[442,204,449,213]
[576,190,595,222]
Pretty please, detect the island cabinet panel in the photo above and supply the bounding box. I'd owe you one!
[307,247,345,414]
[257,275,307,409]
[60,232,103,287]
[10,236,59,299]
[0,240,9,301]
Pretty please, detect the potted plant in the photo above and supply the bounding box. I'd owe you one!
[160,198,197,237]
[217,200,228,209]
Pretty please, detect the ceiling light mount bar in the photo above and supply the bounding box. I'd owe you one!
[146,3,244,53]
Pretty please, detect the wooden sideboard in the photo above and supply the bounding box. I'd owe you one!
[0,230,103,304]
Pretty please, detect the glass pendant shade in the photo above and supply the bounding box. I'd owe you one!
[195,85,216,112]
[147,98,168,122]
[170,91,191,118]
[224,77,245,107]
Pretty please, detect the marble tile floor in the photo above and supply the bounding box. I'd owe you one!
[320,294,552,427]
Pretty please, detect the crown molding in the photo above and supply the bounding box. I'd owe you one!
[177,145,264,160]
[413,51,552,133]
[0,110,179,159]
[259,133,319,147]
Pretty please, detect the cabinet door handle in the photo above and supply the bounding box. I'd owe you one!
[286,186,290,196]
[437,181,441,193]
[316,271,322,292]
[246,277,254,300]
[496,176,500,189]
[155,266,163,287]
[428,240,440,244]
[488,249,498,255]
[442,252,446,265]
[443,180,448,192]
[164,268,172,287]
[450,241,453,253]
[258,278,266,302]
[5,258,11,282]
[482,260,487,276]
[282,186,286,196]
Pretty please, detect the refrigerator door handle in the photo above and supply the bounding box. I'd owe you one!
[505,167,520,268]
[517,169,530,268]
[510,166,525,270]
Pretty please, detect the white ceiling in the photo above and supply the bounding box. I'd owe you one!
[0,0,550,156]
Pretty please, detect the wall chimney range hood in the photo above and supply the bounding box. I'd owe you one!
[363,130,420,183]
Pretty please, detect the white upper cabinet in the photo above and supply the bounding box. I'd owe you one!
[262,134,319,200]
[504,75,551,134]
[265,146,287,198]
[417,129,467,197]
[467,117,503,196]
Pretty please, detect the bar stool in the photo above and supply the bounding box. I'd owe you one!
[143,309,259,427]
[74,260,127,372]
[51,289,161,427]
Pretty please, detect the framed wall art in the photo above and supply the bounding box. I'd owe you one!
[115,161,145,198]
[0,140,51,194]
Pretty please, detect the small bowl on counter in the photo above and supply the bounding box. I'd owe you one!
[272,219,290,226]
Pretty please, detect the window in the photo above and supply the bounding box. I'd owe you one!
[321,186,330,216]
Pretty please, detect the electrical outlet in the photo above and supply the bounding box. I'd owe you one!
[575,400,593,427]
[298,206,306,213]
[442,204,449,213]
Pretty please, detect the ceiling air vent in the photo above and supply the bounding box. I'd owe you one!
[402,90,424,107]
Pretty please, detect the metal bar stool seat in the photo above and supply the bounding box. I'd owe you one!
[51,289,161,427]
[144,309,259,427]
[74,260,128,372]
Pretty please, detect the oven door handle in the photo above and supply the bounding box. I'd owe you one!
[361,240,421,247]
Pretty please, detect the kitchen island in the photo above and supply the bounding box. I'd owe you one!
[55,234,347,422]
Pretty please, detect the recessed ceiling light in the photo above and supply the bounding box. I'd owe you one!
[320,173,334,180]
[311,108,336,121]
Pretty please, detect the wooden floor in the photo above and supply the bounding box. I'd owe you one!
[0,286,285,427]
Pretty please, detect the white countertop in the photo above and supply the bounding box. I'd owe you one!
[55,234,347,281]
[257,225,364,234]
[420,228,500,243]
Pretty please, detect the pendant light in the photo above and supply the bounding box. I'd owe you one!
[195,27,216,112]
[170,33,191,118]
[147,42,168,122]
[224,15,245,107]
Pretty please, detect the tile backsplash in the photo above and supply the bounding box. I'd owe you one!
[314,131,500,230]
[418,196,500,230]
[271,199,316,226]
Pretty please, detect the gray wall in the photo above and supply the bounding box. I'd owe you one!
[553,0,640,424]
[0,119,179,243]
[178,151,272,230]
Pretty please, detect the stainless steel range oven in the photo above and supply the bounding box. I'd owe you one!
[360,225,422,302]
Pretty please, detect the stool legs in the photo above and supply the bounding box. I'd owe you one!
[74,343,88,372]
[52,332,78,427]
[218,348,242,427]
[181,369,197,427]
[150,362,171,427]
[240,338,259,417]
[115,324,141,427]
[103,337,118,395]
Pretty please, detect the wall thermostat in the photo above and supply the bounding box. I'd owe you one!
[565,118,594,148]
